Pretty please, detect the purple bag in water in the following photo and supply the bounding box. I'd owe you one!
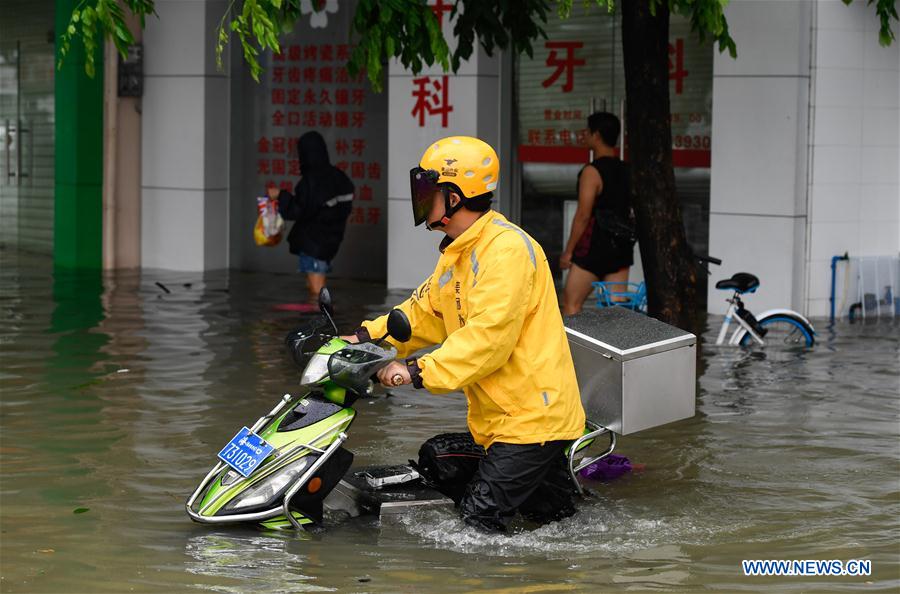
[578,454,634,481]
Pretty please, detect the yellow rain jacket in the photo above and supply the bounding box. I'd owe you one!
[362,211,585,449]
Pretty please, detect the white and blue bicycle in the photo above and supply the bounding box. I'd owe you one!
[592,256,815,348]
[704,256,815,347]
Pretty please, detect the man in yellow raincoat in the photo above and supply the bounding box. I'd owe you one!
[346,136,586,532]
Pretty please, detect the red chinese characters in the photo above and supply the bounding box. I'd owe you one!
[347,207,381,226]
[430,0,453,27]
[668,38,688,95]
[542,41,585,93]
[411,75,453,127]
[260,41,382,226]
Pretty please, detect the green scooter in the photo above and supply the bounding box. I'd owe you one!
[186,289,419,530]
[186,290,614,530]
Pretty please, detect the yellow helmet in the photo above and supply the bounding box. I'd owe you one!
[409,136,500,228]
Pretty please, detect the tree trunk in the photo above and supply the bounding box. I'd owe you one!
[621,0,699,331]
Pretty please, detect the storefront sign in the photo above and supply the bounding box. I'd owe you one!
[516,8,712,168]
[233,0,388,279]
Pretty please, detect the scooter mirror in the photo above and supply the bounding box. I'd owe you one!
[318,287,339,334]
[318,287,333,315]
[386,309,412,343]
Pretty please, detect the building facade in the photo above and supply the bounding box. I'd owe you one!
[1,0,897,318]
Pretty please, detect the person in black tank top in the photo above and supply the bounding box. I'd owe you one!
[561,112,634,315]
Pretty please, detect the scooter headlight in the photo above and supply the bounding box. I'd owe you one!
[300,353,330,385]
[224,458,310,511]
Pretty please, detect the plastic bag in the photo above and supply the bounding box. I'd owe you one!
[254,196,284,247]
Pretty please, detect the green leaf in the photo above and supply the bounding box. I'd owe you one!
[73,507,90,514]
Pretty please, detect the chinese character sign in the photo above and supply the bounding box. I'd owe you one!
[516,8,712,164]
[411,75,453,128]
[236,0,388,280]
[542,41,586,93]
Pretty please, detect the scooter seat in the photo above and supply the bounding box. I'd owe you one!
[715,272,760,294]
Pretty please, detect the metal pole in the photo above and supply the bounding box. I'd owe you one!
[16,42,22,186]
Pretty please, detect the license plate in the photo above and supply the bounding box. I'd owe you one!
[217,427,275,478]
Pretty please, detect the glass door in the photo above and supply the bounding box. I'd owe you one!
[0,0,56,255]
[513,4,712,288]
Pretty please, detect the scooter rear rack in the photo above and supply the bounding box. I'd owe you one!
[568,420,617,496]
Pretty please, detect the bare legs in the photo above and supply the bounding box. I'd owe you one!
[561,264,630,316]
[562,264,598,316]
[306,273,326,303]
[601,267,630,302]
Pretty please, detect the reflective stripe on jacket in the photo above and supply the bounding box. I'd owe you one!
[362,211,585,449]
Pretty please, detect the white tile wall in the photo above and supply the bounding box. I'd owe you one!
[809,220,859,262]
[715,0,812,77]
[861,145,900,184]
[807,257,835,302]
[858,220,900,254]
[813,67,864,107]
[141,0,231,272]
[813,106,862,146]
[816,28,866,70]
[811,145,862,185]
[143,0,208,77]
[707,213,799,314]
[816,0,867,31]
[864,36,900,71]
[804,0,900,317]
[711,0,898,318]
[142,76,207,190]
[861,108,900,146]
[859,184,900,221]
[710,77,808,217]
[863,68,900,108]
[810,183,860,222]
[141,188,206,271]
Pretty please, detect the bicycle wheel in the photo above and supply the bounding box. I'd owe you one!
[739,314,815,347]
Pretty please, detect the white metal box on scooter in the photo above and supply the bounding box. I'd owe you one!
[564,307,697,435]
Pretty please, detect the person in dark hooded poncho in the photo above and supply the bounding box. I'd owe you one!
[267,131,354,300]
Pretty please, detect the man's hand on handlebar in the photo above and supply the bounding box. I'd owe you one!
[340,335,359,344]
[376,361,411,387]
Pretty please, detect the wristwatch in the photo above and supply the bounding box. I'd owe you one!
[405,357,424,389]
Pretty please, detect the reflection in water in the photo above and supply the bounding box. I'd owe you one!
[1,249,898,593]
[184,532,324,593]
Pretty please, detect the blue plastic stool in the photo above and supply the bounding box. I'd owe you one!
[592,281,647,312]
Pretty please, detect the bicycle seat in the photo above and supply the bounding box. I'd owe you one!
[715,272,760,294]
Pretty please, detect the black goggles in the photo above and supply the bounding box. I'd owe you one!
[409,167,441,227]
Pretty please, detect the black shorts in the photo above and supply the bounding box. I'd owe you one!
[571,233,633,278]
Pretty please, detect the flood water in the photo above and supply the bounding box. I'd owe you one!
[1,249,898,593]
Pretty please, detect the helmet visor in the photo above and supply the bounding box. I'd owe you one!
[409,167,440,227]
